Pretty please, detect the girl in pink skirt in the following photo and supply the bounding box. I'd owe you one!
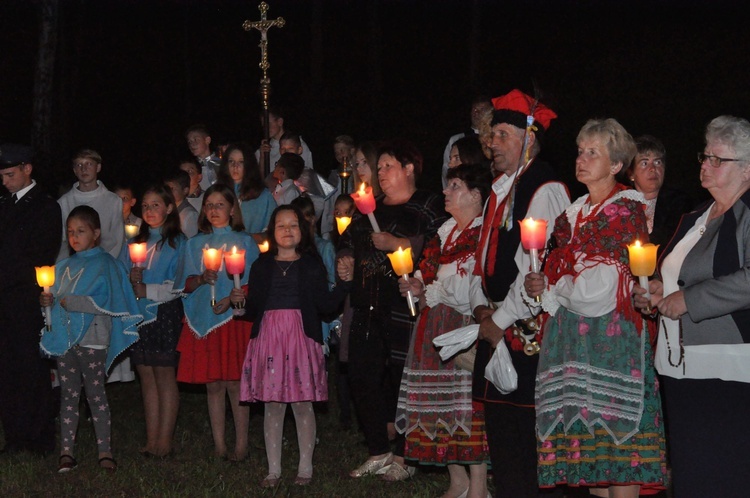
[230,204,352,488]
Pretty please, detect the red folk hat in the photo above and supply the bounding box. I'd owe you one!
[490,89,557,132]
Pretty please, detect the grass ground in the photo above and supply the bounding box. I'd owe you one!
[0,360,670,497]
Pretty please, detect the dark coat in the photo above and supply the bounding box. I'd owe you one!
[651,186,693,254]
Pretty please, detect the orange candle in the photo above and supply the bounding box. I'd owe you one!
[351,182,376,214]
[35,265,55,331]
[336,216,352,235]
[128,242,148,266]
[224,246,246,275]
[258,240,270,253]
[387,247,416,316]
[124,223,139,239]
[202,247,224,271]
[519,218,547,250]
[35,265,55,290]
[627,240,659,277]
[387,246,414,276]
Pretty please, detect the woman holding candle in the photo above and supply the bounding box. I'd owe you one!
[230,205,352,487]
[524,119,666,496]
[173,183,259,461]
[121,184,185,457]
[217,142,276,244]
[339,139,447,481]
[40,206,142,472]
[394,164,492,498]
[632,116,750,498]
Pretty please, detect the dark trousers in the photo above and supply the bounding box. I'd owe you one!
[0,286,56,453]
[662,376,750,498]
[484,401,562,498]
[348,310,406,457]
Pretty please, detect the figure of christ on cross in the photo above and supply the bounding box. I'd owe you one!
[243,2,285,177]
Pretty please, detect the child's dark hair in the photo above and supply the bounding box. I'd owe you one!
[334,194,354,208]
[197,183,245,234]
[267,205,318,259]
[289,194,315,233]
[68,205,101,231]
[277,153,305,180]
[164,169,191,191]
[217,142,264,201]
[134,184,183,249]
[67,206,101,250]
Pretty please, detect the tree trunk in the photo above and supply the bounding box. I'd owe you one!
[31,0,59,171]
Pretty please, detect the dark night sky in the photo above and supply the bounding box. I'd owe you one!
[2,0,749,202]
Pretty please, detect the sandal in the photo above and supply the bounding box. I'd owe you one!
[98,456,118,472]
[57,455,77,474]
[350,452,393,478]
[260,474,281,488]
[294,475,313,486]
[381,462,416,482]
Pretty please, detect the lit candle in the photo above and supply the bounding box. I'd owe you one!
[124,223,139,239]
[202,247,224,306]
[35,265,55,331]
[386,246,417,317]
[258,240,270,253]
[627,240,659,304]
[336,216,352,235]
[519,218,547,251]
[351,182,381,233]
[224,245,246,289]
[128,242,148,266]
[519,218,548,302]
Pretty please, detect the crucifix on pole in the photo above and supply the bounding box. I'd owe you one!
[243,1,285,177]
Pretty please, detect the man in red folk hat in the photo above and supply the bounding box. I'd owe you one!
[469,89,570,497]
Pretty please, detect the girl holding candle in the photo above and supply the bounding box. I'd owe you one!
[338,139,447,481]
[121,184,185,457]
[216,142,276,244]
[394,164,493,498]
[230,205,352,487]
[174,183,259,461]
[524,119,666,496]
[40,206,142,472]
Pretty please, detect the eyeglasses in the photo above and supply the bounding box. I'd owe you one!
[698,152,741,168]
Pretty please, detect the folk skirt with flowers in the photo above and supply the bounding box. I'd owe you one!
[535,308,667,490]
[240,309,327,403]
[395,303,490,465]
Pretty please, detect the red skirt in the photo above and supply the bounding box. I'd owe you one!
[176,318,252,384]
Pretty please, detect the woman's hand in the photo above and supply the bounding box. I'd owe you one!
[657,290,687,321]
[633,279,663,314]
[40,292,53,308]
[229,287,246,306]
[212,296,232,315]
[524,272,545,298]
[371,232,408,253]
[337,256,355,282]
[473,305,494,323]
[130,266,144,285]
[478,316,503,348]
[398,276,424,298]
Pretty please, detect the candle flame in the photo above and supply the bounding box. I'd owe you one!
[358,182,366,194]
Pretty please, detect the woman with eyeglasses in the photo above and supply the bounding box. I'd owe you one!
[624,135,692,254]
[633,115,750,498]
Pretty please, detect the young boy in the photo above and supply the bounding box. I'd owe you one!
[179,158,204,212]
[114,184,142,228]
[272,153,304,205]
[184,124,220,191]
[164,170,199,237]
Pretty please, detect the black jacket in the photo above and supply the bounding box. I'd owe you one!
[238,251,351,344]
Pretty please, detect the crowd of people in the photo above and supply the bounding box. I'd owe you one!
[1,89,748,498]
